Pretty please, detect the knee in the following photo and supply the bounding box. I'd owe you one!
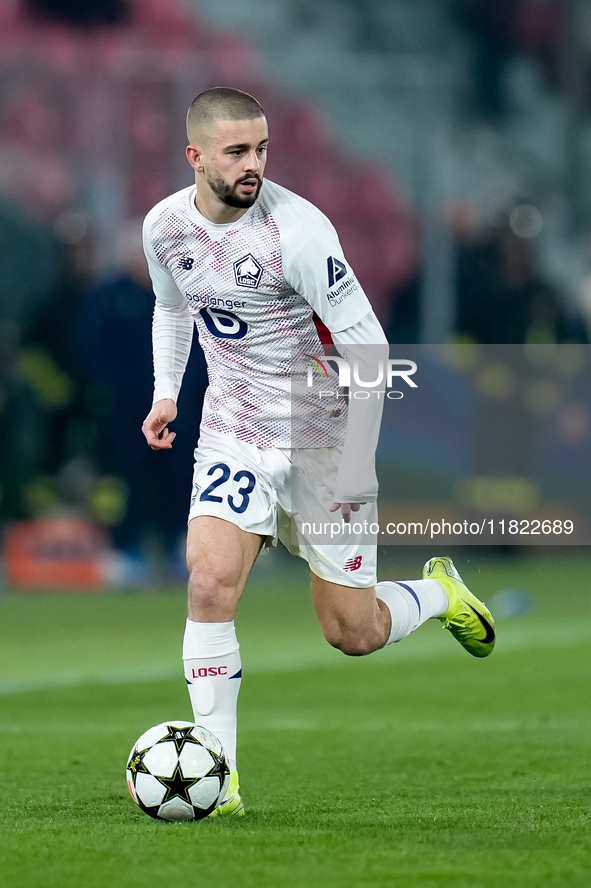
[323,626,378,657]
[187,566,236,613]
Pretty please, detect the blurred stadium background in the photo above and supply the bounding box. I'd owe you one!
[1,0,591,585]
[2,9,591,885]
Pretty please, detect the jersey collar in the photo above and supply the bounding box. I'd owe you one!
[186,185,259,232]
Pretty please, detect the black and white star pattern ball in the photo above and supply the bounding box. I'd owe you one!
[126,721,230,821]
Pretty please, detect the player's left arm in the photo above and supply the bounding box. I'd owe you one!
[330,311,388,518]
[283,210,388,519]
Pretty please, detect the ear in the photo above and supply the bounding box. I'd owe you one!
[186,144,204,173]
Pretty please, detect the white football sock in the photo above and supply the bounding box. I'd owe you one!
[182,619,241,771]
[376,579,448,645]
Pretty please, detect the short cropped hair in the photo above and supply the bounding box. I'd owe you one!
[186,88,265,140]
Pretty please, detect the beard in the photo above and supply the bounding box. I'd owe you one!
[205,170,263,208]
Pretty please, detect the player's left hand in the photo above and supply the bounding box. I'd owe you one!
[330,502,365,523]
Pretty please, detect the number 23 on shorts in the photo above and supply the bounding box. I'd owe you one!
[198,462,257,514]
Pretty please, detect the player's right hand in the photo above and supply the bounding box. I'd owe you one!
[142,399,178,450]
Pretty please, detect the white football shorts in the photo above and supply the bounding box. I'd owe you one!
[188,426,377,588]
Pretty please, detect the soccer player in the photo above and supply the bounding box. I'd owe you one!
[141,88,495,817]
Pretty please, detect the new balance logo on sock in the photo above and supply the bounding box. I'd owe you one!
[192,666,228,678]
[344,556,363,571]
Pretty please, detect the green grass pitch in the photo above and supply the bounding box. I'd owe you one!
[0,550,589,887]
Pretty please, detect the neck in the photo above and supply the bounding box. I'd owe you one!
[193,183,250,225]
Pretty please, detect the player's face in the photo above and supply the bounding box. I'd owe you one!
[202,117,269,209]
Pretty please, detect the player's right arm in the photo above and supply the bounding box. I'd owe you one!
[141,214,195,450]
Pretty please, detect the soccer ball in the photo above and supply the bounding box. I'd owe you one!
[126,721,230,821]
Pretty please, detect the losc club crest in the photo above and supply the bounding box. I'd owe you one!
[233,254,263,289]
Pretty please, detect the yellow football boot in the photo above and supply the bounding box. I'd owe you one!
[423,556,496,658]
[209,770,245,818]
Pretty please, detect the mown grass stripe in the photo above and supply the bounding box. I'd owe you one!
[1,619,589,697]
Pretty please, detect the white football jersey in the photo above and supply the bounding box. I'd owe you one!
[143,179,372,448]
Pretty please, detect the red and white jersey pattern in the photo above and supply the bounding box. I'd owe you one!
[143,179,372,447]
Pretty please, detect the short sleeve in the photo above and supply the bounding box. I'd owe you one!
[282,214,372,334]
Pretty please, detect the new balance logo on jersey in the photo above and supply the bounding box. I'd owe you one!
[234,254,263,289]
[177,256,194,270]
[327,256,347,288]
[344,556,363,571]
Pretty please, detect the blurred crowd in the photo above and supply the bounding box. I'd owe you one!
[0,0,590,575]
[456,0,567,120]
[386,200,589,344]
